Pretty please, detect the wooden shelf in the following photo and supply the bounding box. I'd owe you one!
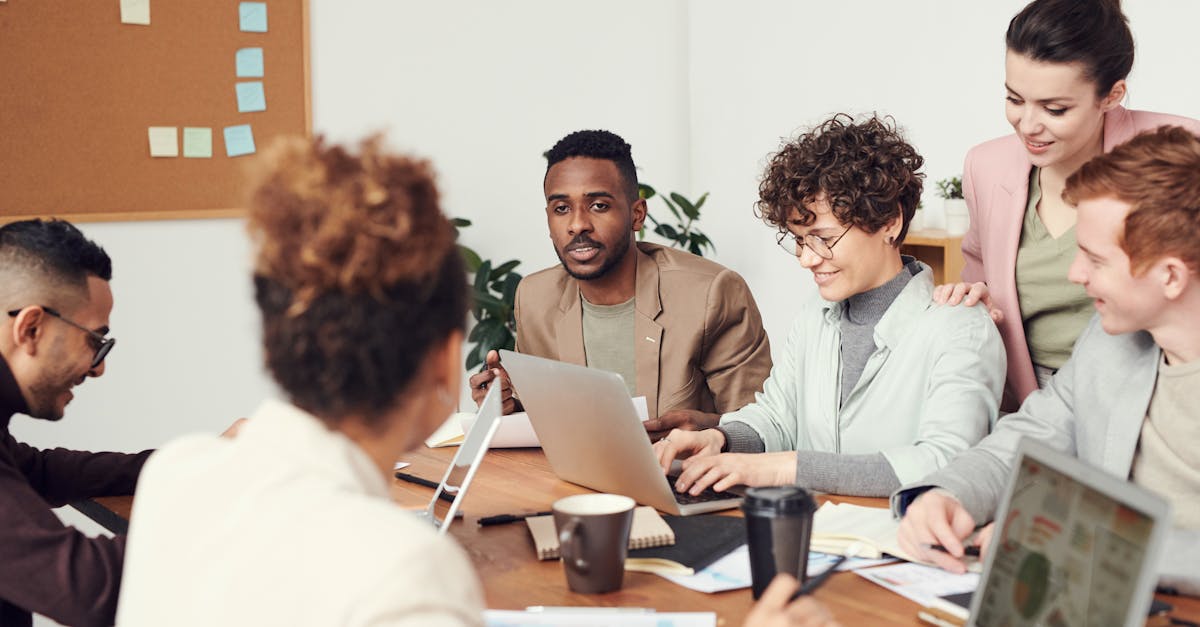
[901,228,964,284]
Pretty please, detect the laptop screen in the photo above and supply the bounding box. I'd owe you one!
[972,450,1159,626]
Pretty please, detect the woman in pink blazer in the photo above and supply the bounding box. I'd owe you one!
[938,0,1200,410]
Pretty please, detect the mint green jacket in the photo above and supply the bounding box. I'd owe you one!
[719,264,1005,484]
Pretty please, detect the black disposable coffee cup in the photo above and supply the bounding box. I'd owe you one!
[742,486,818,599]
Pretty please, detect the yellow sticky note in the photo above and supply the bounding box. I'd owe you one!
[147,127,178,157]
[120,0,150,25]
[182,127,212,158]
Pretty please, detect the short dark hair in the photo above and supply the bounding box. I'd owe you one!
[247,135,468,426]
[0,219,112,289]
[544,130,639,202]
[1006,0,1134,98]
[756,114,925,245]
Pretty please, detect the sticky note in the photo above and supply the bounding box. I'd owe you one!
[236,48,264,78]
[239,2,267,32]
[235,81,266,113]
[120,0,150,25]
[223,125,256,157]
[182,127,213,158]
[147,127,178,157]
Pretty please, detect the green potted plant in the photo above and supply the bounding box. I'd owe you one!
[451,218,521,370]
[935,176,968,235]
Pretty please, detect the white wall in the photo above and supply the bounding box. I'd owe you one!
[11,0,1200,454]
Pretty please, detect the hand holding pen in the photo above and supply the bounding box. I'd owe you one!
[467,350,520,414]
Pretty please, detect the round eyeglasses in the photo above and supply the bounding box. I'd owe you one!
[776,224,853,260]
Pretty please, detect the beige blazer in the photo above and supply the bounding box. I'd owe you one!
[513,243,771,419]
[960,106,1200,410]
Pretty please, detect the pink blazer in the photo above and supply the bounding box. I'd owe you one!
[961,106,1200,410]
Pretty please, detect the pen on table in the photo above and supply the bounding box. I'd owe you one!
[790,554,846,600]
[394,471,456,504]
[927,544,981,557]
[478,510,553,526]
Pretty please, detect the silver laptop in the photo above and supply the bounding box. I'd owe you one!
[422,381,503,534]
[499,349,742,516]
[965,437,1171,626]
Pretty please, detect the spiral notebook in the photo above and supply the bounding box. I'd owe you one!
[527,506,675,560]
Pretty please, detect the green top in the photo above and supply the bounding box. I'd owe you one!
[581,296,637,396]
[1015,168,1094,369]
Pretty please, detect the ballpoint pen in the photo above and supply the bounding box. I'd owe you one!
[477,510,553,526]
[790,554,846,600]
[394,471,456,504]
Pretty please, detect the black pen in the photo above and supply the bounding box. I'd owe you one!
[394,471,456,504]
[928,544,981,557]
[478,510,553,526]
[790,555,847,600]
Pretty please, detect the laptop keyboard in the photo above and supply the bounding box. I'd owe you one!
[668,474,738,505]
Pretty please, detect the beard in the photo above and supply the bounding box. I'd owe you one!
[23,337,78,421]
[555,232,632,282]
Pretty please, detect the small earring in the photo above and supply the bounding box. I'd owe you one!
[886,236,895,246]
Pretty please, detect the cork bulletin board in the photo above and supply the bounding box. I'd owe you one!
[0,0,310,223]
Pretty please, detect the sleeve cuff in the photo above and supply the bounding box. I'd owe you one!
[715,422,765,454]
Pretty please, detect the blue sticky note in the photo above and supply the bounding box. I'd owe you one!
[235,81,266,113]
[239,2,267,32]
[223,125,256,157]
[236,48,264,78]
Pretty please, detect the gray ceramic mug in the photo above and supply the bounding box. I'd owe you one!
[552,493,636,594]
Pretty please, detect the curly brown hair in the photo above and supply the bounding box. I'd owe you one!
[756,114,924,245]
[246,134,467,426]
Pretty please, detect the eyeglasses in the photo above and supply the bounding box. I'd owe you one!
[6,306,116,369]
[776,224,853,260]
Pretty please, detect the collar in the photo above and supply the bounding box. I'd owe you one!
[823,257,932,349]
[555,242,664,320]
[0,353,31,427]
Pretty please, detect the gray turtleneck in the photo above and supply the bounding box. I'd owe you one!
[716,258,921,497]
[839,260,915,404]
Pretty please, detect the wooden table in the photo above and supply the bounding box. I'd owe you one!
[87,446,1200,625]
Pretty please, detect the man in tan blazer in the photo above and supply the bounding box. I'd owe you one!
[469,130,771,439]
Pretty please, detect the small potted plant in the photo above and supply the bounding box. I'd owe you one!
[936,176,968,235]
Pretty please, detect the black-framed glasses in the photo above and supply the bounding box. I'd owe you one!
[6,306,115,369]
[776,224,853,260]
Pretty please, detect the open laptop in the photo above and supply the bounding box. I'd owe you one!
[421,381,503,535]
[947,437,1172,626]
[499,349,742,516]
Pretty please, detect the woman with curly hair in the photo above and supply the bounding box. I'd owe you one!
[116,136,483,626]
[654,114,1006,498]
[937,0,1200,410]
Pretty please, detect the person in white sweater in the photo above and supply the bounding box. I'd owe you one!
[116,135,483,626]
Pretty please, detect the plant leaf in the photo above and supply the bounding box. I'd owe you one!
[693,192,709,212]
[655,224,679,240]
[450,217,472,228]
[671,192,699,220]
[639,183,657,200]
[489,259,520,281]
[458,245,483,273]
[473,260,492,294]
[659,196,683,222]
[501,273,521,305]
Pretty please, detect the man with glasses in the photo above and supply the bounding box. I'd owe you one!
[468,129,772,439]
[0,218,145,627]
[654,114,1006,498]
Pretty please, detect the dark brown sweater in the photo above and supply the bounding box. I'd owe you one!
[0,357,150,627]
